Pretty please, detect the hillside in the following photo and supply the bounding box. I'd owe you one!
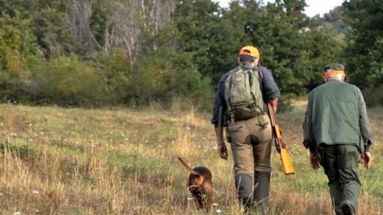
[0,104,382,214]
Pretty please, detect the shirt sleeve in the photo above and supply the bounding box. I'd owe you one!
[356,87,373,151]
[303,94,316,153]
[211,74,228,126]
[260,67,280,101]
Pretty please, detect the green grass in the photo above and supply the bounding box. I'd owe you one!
[0,103,381,214]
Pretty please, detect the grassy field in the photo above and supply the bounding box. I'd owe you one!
[0,103,382,215]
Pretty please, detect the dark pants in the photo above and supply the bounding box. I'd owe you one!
[227,115,272,209]
[319,144,361,215]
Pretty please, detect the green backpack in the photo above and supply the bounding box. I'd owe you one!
[224,65,264,122]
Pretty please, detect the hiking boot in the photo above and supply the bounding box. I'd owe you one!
[241,196,254,209]
[254,171,270,215]
[341,201,355,215]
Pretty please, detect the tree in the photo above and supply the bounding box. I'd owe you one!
[85,0,176,61]
[343,0,383,88]
[172,0,238,83]
[222,0,341,94]
[0,0,346,106]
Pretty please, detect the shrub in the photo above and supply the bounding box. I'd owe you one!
[32,56,107,106]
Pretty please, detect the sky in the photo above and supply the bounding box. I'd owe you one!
[215,0,345,17]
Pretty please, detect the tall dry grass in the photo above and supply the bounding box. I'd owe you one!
[0,102,381,214]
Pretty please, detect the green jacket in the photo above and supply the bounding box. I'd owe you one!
[303,80,373,153]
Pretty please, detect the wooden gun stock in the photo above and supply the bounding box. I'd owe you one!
[267,103,296,175]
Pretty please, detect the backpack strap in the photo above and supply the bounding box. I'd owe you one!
[224,67,241,113]
[249,67,265,113]
[252,66,268,127]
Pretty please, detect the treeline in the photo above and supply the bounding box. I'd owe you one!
[0,0,382,108]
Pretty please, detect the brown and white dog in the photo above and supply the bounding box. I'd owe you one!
[178,157,213,211]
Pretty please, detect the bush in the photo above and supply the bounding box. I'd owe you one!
[362,87,383,107]
[93,48,132,105]
[130,49,213,109]
[0,14,41,103]
[31,56,107,106]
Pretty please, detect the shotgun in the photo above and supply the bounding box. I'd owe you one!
[267,103,295,175]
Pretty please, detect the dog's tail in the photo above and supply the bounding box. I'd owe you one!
[178,157,200,176]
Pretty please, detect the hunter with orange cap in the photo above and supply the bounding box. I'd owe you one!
[303,63,373,215]
[211,45,280,213]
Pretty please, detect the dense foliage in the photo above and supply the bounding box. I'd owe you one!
[342,0,383,105]
[0,0,381,107]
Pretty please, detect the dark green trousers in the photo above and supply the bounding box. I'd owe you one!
[319,145,361,215]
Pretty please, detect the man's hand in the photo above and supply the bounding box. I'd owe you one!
[309,153,320,169]
[215,126,227,160]
[361,152,372,169]
[217,142,228,160]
